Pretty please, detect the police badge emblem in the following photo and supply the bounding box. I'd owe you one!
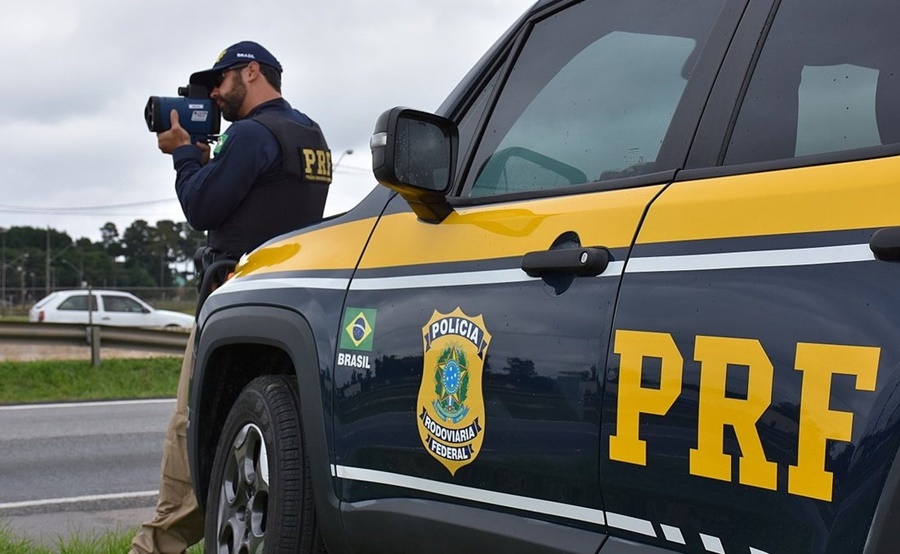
[417,307,491,475]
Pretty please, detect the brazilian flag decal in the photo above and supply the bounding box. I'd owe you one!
[340,308,377,351]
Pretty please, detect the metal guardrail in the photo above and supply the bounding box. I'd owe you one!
[0,321,189,361]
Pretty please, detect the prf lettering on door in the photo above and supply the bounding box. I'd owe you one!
[609,330,880,502]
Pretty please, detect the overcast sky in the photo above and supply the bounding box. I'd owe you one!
[0,0,534,242]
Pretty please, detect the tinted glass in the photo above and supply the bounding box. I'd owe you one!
[103,295,143,313]
[466,0,726,197]
[33,294,60,309]
[726,0,900,164]
[454,71,499,178]
[58,295,97,311]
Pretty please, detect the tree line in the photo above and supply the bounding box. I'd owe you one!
[0,220,206,304]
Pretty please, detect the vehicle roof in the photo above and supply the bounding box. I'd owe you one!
[36,289,146,303]
[48,289,137,296]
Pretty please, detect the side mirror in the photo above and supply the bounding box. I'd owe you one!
[371,107,457,223]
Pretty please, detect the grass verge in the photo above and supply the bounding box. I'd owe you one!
[0,357,181,404]
[0,523,203,553]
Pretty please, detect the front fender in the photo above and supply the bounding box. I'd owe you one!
[188,304,351,554]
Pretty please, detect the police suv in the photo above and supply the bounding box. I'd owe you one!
[187,0,900,552]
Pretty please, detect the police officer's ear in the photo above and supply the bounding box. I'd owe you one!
[244,61,261,82]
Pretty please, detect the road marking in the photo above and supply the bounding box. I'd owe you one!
[0,490,157,510]
[0,398,174,411]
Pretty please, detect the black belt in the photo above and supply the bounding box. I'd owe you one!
[193,247,238,316]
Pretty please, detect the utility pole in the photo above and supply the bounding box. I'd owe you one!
[0,227,6,315]
[18,266,25,305]
[45,227,51,295]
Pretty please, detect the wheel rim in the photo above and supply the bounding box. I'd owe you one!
[215,423,270,554]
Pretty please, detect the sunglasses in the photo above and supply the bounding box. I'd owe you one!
[215,64,249,87]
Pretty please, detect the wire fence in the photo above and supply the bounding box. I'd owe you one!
[1,287,198,316]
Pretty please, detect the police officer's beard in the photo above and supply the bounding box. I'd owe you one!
[220,76,248,122]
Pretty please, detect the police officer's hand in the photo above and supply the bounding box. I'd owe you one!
[156,110,192,154]
[195,141,211,165]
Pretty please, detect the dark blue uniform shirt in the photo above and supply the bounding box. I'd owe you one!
[171,98,314,231]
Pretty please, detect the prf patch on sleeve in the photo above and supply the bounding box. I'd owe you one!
[302,148,332,183]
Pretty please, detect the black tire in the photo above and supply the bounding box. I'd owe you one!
[205,375,325,554]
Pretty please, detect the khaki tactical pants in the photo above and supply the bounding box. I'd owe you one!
[130,328,205,554]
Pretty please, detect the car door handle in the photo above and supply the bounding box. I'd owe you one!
[870,227,900,261]
[521,247,610,277]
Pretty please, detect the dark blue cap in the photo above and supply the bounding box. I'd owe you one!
[190,41,282,88]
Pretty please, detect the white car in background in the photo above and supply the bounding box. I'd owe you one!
[29,289,194,329]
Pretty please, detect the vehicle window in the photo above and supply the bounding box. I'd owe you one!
[454,71,500,179]
[725,0,900,165]
[103,295,144,313]
[465,0,726,197]
[57,295,97,311]
[33,294,59,309]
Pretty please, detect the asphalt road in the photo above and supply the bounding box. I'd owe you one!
[0,398,174,546]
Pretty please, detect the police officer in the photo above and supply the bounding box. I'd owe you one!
[130,41,332,554]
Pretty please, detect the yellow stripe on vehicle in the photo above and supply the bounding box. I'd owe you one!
[357,186,664,270]
[237,185,663,277]
[234,217,379,277]
[639,156,900,244]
